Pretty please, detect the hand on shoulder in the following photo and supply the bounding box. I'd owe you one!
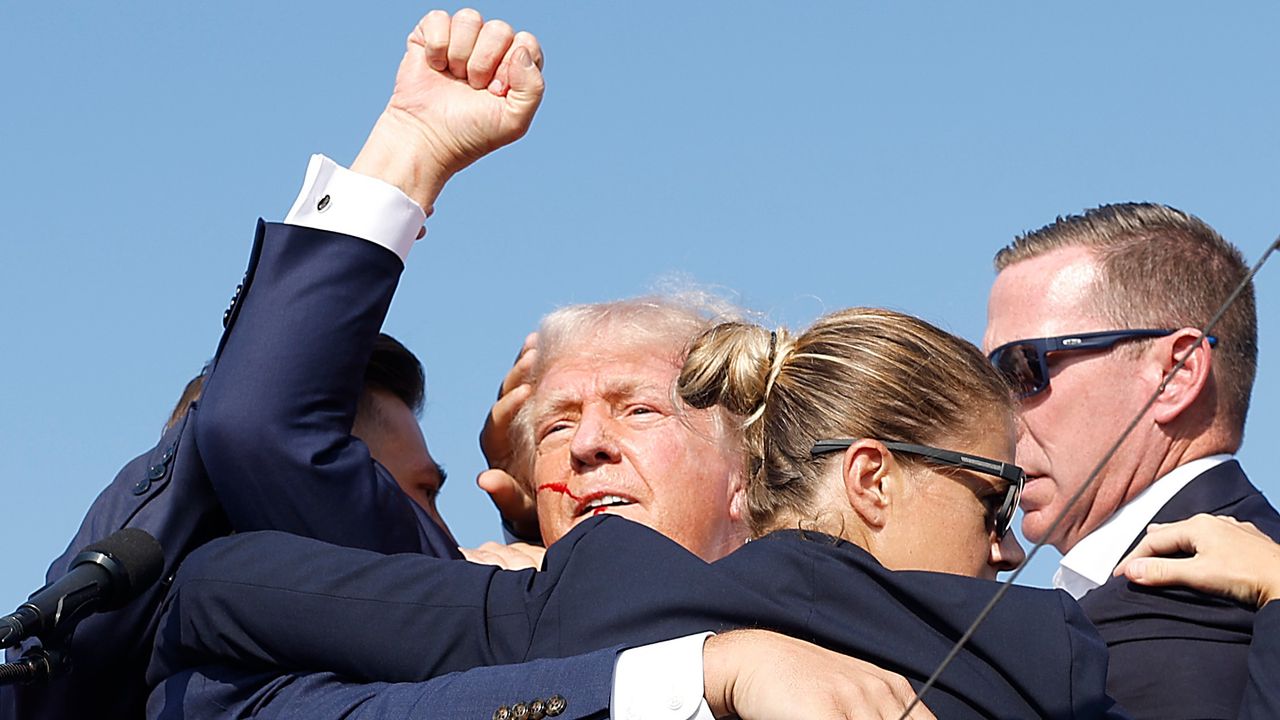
[1116,513,1280,608]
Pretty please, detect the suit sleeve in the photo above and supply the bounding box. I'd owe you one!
[197,221,455,557]
[148,651,618,720]
[1058,592,1132,719]
[1240,602,1280,720]
[148,530,542,686]
[147,519,710,688]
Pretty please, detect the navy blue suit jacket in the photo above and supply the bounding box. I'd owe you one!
[8,222,458,719]
[154,517,1127,719]
[1077,461,1280,719]
[150,649,620,720]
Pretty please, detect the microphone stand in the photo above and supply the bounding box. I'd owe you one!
[0,645,70,686]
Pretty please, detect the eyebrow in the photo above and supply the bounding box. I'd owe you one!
[531,378,673,427]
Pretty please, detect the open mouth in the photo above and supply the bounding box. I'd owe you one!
[575,493,637,517]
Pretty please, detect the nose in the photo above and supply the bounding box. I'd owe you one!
[569,406,621,469]
[989,531,1027,572]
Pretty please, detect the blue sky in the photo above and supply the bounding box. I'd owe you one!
[2,2,1277,607]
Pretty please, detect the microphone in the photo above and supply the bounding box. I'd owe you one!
[0,528,163,648]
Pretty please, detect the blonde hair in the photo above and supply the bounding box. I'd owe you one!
[679,308,1014,535]
[995,203,1256,439]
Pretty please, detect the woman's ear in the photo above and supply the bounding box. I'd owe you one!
[841,439,895,530]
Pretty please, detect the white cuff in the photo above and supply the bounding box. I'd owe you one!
[284,154,426,264]
[612,633,715,720]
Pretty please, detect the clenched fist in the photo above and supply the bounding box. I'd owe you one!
[352,9,545,213]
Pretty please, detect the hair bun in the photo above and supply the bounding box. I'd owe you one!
[679,322,788,418]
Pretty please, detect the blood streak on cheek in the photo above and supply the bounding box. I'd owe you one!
[536,482,582,502]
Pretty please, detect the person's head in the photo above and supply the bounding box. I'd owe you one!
[353,334,452,539]
[678,307,1025,580]
[165,364,212,431]
[985,203,1256,551]
[511,293,751,561]
[166,336,451,536]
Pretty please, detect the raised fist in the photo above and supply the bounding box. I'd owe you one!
[353,9,545,212]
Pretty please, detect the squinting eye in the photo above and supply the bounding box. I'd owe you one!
[540,422,571,440]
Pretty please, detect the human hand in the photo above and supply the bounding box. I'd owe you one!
[480,333,538,472]
[351,9,545,213]
[1115,513,1280,608]
[702,630,936,720]
[460,541,546,570]
[477,333,540,541]
[476,469,540,543]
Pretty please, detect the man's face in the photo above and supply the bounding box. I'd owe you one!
[528,341,748,561]
[353,388,454,542]
[984,246,1155,552]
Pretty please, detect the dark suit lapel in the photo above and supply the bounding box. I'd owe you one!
[1124,460,1250,557]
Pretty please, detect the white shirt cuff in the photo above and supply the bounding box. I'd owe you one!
[612,633,715,720]
[284,154,426,264]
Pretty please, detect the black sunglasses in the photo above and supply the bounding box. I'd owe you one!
[987,329,1217,400]
[811,439,1025,538]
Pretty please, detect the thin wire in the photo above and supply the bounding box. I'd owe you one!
[899,235,1280,719]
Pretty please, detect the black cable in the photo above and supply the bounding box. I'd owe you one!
[899,235,1280,719]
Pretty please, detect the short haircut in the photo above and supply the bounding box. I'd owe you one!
[362,333,426,417]
[994,203,1257,438]
[164,333,425,431]
[679,308,1015,535]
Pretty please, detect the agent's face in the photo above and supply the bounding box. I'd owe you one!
[984,246,1153,552]
[879,419,1026,580]
[529,342,748,561]
[353,388,454,542]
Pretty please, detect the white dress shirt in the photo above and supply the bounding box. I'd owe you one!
[283,155,713,720]
[1053,454,1234,600]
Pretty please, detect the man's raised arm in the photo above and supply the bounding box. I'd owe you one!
[196,9,544,554]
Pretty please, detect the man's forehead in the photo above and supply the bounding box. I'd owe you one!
[985,246,1103,347]
[533,345,682,405]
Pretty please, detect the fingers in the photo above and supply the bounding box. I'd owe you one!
[477,468,540,540]
[446,9,483,79]
[483,382,533,458]
[503,42,546,110]
[493,31,545,95]
[418,10,451,71]
[1117,523,1198,569]
[498,334,538,399]
[480,334,538,469]
[468,20,514,90]
[460,541,544,570]
[1113,513,1280,608]
[409,9,537,96]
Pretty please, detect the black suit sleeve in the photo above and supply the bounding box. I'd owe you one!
[149,648,620,720]
[148,530,543,685]
[1240,602,1280,720]
[197,222,455,557]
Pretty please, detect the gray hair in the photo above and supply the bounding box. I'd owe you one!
[510,289,747,485]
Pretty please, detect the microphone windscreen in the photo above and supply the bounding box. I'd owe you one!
[82,528,165,607]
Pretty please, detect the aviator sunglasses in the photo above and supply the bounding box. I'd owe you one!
[810,439,1025,538]
[987,329,1217,400]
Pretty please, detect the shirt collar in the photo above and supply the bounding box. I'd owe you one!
[1053,454,1234,599]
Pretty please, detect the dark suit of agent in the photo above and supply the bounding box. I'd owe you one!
[154,517,1124,720]
[8,220,460,720]
[153,308,1129,719]
[1079,462,1280,719]
[984,203,1276,718]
